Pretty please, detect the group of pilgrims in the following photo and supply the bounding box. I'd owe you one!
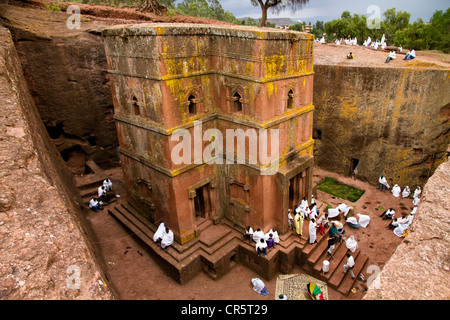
[244,175,422,259]
[378,175,422,238]
[287,196,369,248]
[244,226,281,257]
[88,178,113,212]
[92,176,421,257]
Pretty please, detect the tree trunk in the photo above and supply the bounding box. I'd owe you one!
[259,5,268,27]
[139,0,167,15]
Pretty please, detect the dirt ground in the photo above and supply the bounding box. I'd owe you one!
[84,166,411,300]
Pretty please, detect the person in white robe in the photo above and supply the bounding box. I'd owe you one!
[288,209,295,230]
[89,197,103,212]
[337,203,353,217]
[345,236,358,253]
[153,222,166,243]
[391,184,401,197]
[252,228,265,243]
[380,208,395,219]
[244,226,254,242]
[388,214,408,229]
[251,278,268,296]
[327,207,341,219]
[103,178,113,191]
[308,204,318,220]
[393,222,409,237]
[357,213,370,228]
[378,175,390,192]
[346,216,360,228]
[410,206,418,215]
[402,186,411,198]
[406,214,414,225]
[256,238,268,257]
[161,227,174,249]
[311,195,316,205]
[309,219,317,244]
[413,186,421,199]
[98,185,110,203]
[300,198,309,211]
[387,51,396,63]
[265,229,280,244]
[413,196,420,206]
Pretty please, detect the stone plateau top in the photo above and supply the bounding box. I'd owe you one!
[101,23,314,40]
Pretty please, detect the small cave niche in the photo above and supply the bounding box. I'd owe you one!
[313,129,322,140]
[61,145,86,175]
[45,123,64,140]
[87,134,97,146]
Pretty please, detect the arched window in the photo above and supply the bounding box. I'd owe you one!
[287,89,294,109]
[132,96,140,116]
[232,92,243,113]
[188,95,196,116]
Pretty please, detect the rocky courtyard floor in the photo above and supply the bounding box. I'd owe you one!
[83,166,411,300]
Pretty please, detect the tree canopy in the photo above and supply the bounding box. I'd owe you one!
[323,7,450,53]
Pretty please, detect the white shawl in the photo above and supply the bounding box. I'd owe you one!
[153,222,166,242]
[357,213,370,228]
[161,230,174,248]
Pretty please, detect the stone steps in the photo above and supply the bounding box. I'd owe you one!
[109,202,239,265]
[107,200,368,294]
[336,252,368,295]
[305,236,368,295]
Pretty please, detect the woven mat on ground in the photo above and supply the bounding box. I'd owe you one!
[275,274,329,300]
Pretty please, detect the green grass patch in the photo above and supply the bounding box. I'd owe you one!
[316,177,364,202]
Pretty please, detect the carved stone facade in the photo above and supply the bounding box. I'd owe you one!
[102,24,315,244]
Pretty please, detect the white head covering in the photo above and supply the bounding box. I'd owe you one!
[357,213,370,228]
[153,222,166,242]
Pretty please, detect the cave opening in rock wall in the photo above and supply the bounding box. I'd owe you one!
[60,145,87,175]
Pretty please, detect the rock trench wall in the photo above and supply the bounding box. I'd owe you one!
[0,25,114,300]
[0,4,119,174]
[313,64,450,189]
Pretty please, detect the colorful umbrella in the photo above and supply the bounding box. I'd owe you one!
[307,282,325,300]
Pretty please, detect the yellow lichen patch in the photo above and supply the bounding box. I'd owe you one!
[265,52,286,79]
[244,62,254,77]
[156,27,165,35]
[339,98,359,120]
[266,82,277,99]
